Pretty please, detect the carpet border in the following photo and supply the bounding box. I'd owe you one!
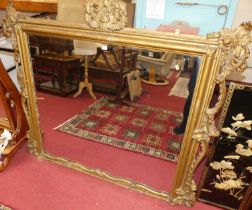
[55,97,183,162]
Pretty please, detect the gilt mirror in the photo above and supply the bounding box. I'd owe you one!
[3,0,252,207]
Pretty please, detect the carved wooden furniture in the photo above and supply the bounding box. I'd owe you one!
[29,36,82,96]
[0,59,28,171]
[32,53,81,96]
[139,21,199,85]
[138,50,175,85]
[29,36,74,56]
[72,40,99,100]
[88,46,138,99]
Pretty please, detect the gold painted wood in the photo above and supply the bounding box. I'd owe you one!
[3,1,252,207]
[85,0,127,31]
[43,152,171,202]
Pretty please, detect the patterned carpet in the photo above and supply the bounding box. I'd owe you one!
[55,97,183,162]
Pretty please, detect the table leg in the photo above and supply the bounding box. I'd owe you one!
[73,55,96,100]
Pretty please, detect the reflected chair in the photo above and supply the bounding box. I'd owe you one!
[138,51,176,85]
[89,46,138,100]
[139,21,199,85]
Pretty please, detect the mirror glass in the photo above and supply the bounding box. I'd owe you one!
[28,34,201,192]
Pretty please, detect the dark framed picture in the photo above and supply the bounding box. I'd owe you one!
[198,82,252,210]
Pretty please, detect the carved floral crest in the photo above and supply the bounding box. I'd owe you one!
[85,0,127,31]
[208,22,252,83]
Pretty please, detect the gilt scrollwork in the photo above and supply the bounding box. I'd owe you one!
[43,152,171,201]
[2,1,39,156]
[196,21,252,152]
[171,180,197,207]
[208,22,252,83]
[3,1,26,97]
[177,22,252,206]
[2,0,19,49]
[85,0,127,31]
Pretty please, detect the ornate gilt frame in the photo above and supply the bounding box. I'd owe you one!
[2,0,252,207]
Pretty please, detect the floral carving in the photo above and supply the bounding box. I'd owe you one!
[2,0,19,49]
[208,22,252,83]
[172,180,196,207]
[85,0,127,31]
[180,23,252,206]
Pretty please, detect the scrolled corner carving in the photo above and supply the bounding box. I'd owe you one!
[208,21,252,83]
[85,0,127,31]
[171,180,197,207]
[2,0,19,49]
[201,22,252,147]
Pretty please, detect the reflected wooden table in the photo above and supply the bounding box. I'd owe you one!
[73,49,97,100]
[33,53,81,96]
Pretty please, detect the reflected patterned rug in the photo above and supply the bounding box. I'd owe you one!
[55,97,183,162]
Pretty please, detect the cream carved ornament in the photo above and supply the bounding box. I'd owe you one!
[85,0,127,31]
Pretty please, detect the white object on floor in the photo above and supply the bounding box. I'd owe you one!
[0,129,12,158]
[169,77,189,98]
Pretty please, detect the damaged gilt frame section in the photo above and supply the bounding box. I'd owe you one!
[2,0,39,157]
[2,0,252,207]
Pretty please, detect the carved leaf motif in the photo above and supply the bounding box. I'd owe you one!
[85,0,127,31]
[208,23,252,83]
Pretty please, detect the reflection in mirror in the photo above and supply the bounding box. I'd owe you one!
[28,34,201,192]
